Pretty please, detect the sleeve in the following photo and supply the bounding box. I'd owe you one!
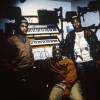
[89,30,100,60]
[0,35,19,68]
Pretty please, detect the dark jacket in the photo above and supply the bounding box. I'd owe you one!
[64,29,100,61]
[0,34,34,71]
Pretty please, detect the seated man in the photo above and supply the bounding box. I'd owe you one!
[46,45,83,100]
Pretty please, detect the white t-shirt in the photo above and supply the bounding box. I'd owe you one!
[74,31,93,63]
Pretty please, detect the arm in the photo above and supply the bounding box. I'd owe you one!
[59,58,77,96]
[61,58,77,87]
[86,30,100,60]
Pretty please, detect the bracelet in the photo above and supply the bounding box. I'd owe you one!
[61,81,71,89]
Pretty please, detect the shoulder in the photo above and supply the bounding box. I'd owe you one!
[67,30,75,36]
[84,29,94,37]
[85,29,93,33]
[66,30,75,40]
[59,56,74,65]
[0,34,16,45]
[7,34,21,45]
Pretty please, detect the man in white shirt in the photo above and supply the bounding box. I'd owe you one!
[65,16,100,100]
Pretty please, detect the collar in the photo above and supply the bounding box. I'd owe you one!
[16,33,26,43]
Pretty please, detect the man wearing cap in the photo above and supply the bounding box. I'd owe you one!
[46,45,78,100]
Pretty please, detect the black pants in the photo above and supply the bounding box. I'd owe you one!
[0,68,34,100]
[76,60,99,100]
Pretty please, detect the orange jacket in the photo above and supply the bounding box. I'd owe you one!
[47,57,77,88]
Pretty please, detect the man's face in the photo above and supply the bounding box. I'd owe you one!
[72,19,81,30]
[54,49,62,60]
[19,22,28,34]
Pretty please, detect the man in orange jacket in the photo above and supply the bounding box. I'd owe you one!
[47,45,82,100]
